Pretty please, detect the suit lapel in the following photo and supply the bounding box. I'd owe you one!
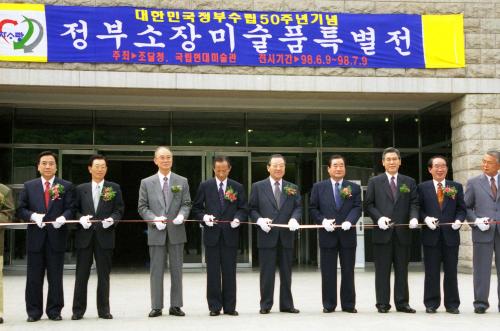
[382,176,395,202]
[83,183,94,214]
[479,174,495,201]
[263,180,278,210]
[153,175,166,210]
[441,180,450,211]
[324,181,336,212]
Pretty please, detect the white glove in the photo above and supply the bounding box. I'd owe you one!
[79,215,92,230]
[475,217,490,232]
[451,220,462,230]
[52,216,66,229]
[257,218,272,233]
[230,218,240,229]
[153,216,167,230]
[377,217,391,230]
[102,217,114,229]
[31,213,46,228]
[322,219,335,232]
[424,216,438,230]
[203,214,215,227]
[409,218,419,229]
[341,221,352,231]
[288,218,300,231]
[173,214,184,225]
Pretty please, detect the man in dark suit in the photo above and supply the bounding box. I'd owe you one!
[464,150,500,314]
[364,147,419,313]
[72,155,124,320]
[249,154,301,314]
[192,155,247,316]
[310,155,361,313]
[0,183,15,324]
[17,151,74,322]
[418,155,466,314]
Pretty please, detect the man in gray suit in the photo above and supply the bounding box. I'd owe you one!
[464,150,500,314]
[138,146,191,317]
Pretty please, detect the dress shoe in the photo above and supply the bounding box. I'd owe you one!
[446,308,459,314]
[99,313,113,319]
[259,309,270,314]
[148,309,162,317]
[396,306,416,313]
[323,308,334,313]
[169,307,185,316]
[49,315,62,321]
[474,307,486,314]
[27,316,40,322]
[342,308,357,313]
[280,308,300,313]
[425,307,436,314]
[224,311,239,316]
[71,314,83,320]
[377,307,389,313]
[209,311,220,316]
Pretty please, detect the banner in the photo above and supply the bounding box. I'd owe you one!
[0,4,465,68]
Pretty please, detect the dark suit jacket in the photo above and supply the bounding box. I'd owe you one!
[249,178,302,249]
[309,179,362,248]
[192,178,248,247]
[364,173,419,245]
[17,177,74,252]
[74,181,125,250]
[418,180,466,247]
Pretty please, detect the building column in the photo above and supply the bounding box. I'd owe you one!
[451,93,500,272]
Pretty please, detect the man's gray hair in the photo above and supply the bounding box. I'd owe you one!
[486,150,500,163]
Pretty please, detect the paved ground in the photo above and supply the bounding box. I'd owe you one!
[2,268,499,330]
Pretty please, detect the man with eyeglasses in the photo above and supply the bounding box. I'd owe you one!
[249,154,302,315]
[418,156,466,314]
[464,150,500,314]
[364,147,419,314]
[17,151,75,322]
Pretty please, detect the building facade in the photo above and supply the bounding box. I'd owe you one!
[0,0,499,271]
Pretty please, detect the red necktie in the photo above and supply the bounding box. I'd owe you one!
[44,181,50,209]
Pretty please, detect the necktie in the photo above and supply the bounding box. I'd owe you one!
[93,184,101,211]
[491,177,497,199]
[437,182,444,208]
[218,182,225,206]
[162,176,169,208]
[334,182,342,210]
[44,181,50,209]
[390,176,397,200]
[274,181,281,209]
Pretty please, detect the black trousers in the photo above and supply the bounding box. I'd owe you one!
[259,240,294,311]
[205,238,238,313]
[373,234,410,310]
[320,246,356,311]
[26,241,65,319]
[72,237,113,317]
[423,239,460,310]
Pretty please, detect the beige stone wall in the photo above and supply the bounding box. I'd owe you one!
[451,93,500,271]
[1,0,499,78]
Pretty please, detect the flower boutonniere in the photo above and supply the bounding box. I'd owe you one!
[283,184,298,196]
[443,186,458,199]
[340,185,352,199]
[399,184,410,193]
[171,185,182,193]
[101,186,116,202]
[49,184,64,200]
[224,186,238,202]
